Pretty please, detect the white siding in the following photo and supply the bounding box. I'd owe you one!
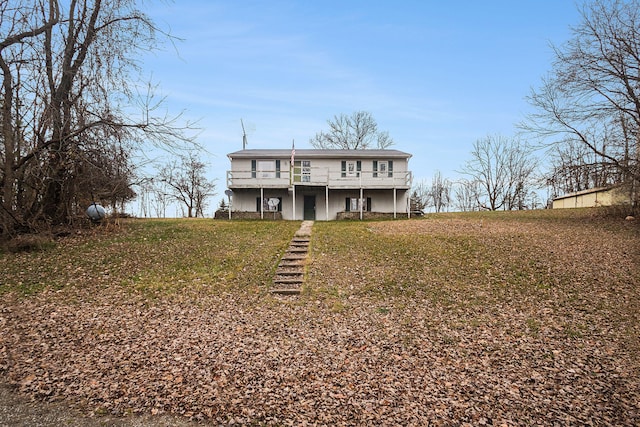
[228,157,411,189]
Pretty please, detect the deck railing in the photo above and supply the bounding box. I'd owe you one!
[226,167,412,189]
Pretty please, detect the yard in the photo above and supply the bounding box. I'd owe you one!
[1,210,639,425]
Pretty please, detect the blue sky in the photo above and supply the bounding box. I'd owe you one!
[141,0,583,201]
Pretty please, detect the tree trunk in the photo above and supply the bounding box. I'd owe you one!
[40,0,101,224]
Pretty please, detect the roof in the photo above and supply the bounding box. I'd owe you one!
[227,148,412,160]
[552,186,614,201]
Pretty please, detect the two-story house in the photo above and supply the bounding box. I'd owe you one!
[226,149,412,220]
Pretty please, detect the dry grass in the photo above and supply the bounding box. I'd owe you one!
[0,219,299,297]
[1,210,639,425]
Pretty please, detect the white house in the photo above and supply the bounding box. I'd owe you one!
[225,149,413,220]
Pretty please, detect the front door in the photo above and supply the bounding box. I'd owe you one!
[303,195,316,220]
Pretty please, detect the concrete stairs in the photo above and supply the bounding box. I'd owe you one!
[271,221,313,295]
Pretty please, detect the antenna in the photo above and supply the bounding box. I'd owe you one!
[241,118,248,149]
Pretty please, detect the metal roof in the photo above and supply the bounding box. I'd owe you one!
[552,186,616,201]
[227,149,412,160]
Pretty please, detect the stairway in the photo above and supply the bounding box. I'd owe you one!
[271,221,313,295]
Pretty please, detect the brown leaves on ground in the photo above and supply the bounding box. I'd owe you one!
[1,211,639,425]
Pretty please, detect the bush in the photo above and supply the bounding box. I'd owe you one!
[3,234,55,253]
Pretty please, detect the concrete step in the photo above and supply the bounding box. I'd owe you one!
[287,247,308,253]
[290,242,309,248]
[279,260,304,266]
[282,254,306,261]
[275,269,304,276]
[273,278,302,286]
[270,288,301,295]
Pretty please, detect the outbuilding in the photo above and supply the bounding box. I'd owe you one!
[552,186,629,209]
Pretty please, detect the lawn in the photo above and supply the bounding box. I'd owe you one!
[1,211,639,425]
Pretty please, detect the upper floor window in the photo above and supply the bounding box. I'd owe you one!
[373,160,393,178]
[251,160,281,178]
[341,160,361,177]
[293,160,311,182]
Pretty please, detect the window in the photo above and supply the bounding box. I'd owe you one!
[373,160,393,178]
[341,160,361,177]
[302,160,311,182]
[294,160,311,182]
[379,161,387,176]
[347,160,361,177]
[345,197,371,212]
[252,160,281,179]
[258,161,274,178]
[256,197,282,212]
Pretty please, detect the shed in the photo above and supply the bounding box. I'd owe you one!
[552,186,628,209]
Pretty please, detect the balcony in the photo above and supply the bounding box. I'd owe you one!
[227,167,412,189]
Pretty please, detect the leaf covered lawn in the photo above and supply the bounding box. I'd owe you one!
[1,212,639,425]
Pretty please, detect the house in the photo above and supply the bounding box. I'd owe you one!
[552,186,629,209]
[225,149,413,220]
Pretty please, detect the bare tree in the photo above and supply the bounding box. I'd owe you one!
[158,153,216,218]
[524,0,640,210]
[410,173,453,213]
[0,0,192,236]
[410,179,429,214]
[453,179,481,212]
[545,138,612,198]
[427,171,452,213]
[1,0,60,233]
[152,181,171,218]
[310,111,394,149]
[504,143,539,210]
[461,135,537,211]
[136,179,153,218]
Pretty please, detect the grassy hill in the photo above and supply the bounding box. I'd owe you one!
[1,209,639,425]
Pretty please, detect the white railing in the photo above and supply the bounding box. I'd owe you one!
[227,167,412,189]
[326,169,412,188]
[226,170,292,188]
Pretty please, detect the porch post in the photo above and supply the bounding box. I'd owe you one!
[292,185,296,220]
[260,187,264,219]
[393,187,397,219]
[360,187,364,220]
[326,185,329,221]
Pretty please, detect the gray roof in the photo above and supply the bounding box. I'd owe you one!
[227,149,412,160]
